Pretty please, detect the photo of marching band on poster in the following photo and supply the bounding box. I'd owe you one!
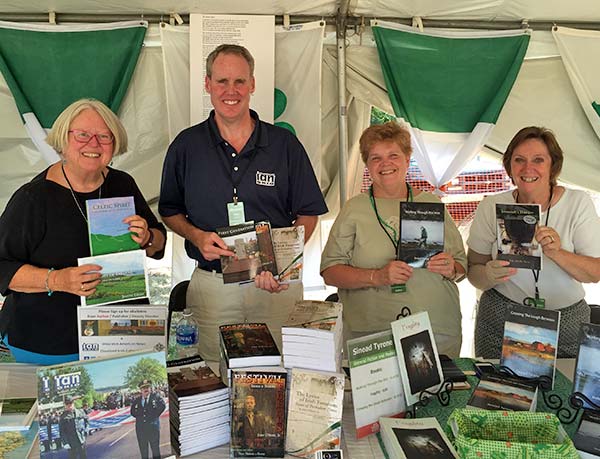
[36,350,172,459]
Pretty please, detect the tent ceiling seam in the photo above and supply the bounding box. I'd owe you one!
[3,13,600,31]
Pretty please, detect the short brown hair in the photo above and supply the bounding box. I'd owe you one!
[503,126,563,186]
[46,98,127,156]
[206,44,255,78]
[359,121,412,163]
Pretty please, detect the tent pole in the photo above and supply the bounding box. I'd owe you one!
[336,0,350,207]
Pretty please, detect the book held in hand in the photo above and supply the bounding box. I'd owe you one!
[220,323,281,368]
[573,323,600,409]
[230,368,287,458]
[272,225,304,283]
[86,196,138,256]
[379,417,458,459]
[391,311,443,406]
[347,330,406,438]
[467,373,538,412]
[496,203,542,269]
[500,304,560,386]
[217,221,278,284]
[398,202,445,268]
[78,249,149,307]
[77,305,168,359]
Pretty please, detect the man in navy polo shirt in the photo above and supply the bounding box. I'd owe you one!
[159,44,327,361]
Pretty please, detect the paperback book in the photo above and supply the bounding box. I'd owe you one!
[78,249,149,307]
[167,356,225,399]
[272,225,304,283]
[390,311,443,406]
[0,398,37,432]
[86,196,138,256]
[37,349,171,459]
[573,323,600,409]
[219,323,281,368]
[216,221,277,284]
[0,421,38,459]
[379,417,458,459]
[230,368,287,458]
[573,409,600,457]
[398,202,445,268]
[347,330,406,438]
[285,368,345,458]
[467,373,538,411]
[500,304,560,386]
[496,203,542,269]
[77,305,168,360]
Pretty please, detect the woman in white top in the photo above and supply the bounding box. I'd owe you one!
[467,126,600,358]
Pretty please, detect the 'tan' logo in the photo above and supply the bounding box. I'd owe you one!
[256,171,275,187]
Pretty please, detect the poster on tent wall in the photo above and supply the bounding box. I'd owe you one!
[0,20,147,164]
[275,21,324,183]
[371,21,529,191]
[189,14,274,124]
[553,26,600,141]
[275,21,324,290]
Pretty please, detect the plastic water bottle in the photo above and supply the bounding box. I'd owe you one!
[175,309,199,358]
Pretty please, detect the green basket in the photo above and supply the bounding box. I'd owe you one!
[446,409,579,458]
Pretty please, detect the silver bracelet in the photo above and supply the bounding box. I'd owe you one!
[45,268,55,296]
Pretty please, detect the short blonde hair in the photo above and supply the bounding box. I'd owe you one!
[359,121,412,163]
[46,98,128,156]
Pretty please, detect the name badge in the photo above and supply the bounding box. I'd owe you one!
[227,201,246,226]
[391,284,406,293]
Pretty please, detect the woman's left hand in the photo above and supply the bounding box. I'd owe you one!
[536,226,561,255]
[427,252,456,279]
[124,215,151,246]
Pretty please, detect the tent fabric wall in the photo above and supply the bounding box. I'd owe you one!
[0,25,169,212]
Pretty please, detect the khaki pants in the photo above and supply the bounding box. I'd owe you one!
[186,267,303,362]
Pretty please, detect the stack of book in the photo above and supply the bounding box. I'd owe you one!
[281,300,343,373]
[168,356,230,456]
[219,323,282,385]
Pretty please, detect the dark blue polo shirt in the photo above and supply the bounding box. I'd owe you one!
[159,110,328,271]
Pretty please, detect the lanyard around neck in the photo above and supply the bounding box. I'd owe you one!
[369,183,413,252]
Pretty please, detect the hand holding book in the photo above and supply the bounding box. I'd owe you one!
[254,270,289,293]
[375,260,413,286]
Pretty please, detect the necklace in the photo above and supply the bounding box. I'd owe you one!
[61,163,105,223]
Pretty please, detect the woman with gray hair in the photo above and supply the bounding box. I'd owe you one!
[0,98,166,364]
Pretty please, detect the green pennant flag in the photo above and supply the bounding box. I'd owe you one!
[0,20,147,162]
[372,21,529,190]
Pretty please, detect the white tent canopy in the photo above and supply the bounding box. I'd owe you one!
[2,0,600,289]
